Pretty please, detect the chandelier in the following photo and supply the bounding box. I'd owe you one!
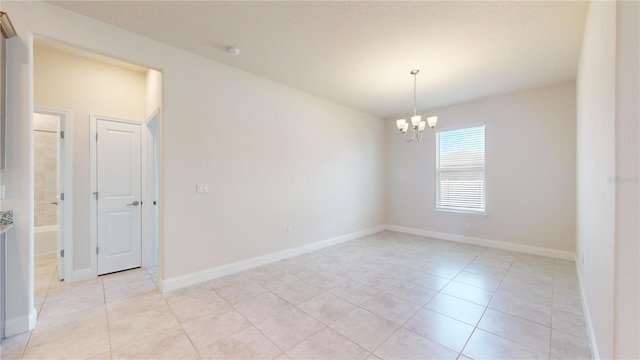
[395,70,437,142]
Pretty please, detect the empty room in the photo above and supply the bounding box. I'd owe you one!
[0,1,638,359]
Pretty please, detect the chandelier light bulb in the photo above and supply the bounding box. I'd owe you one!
[427,116,438,129]
[411,115,422,127]
[396,119,407,131]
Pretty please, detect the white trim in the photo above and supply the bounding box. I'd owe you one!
[159,226,386,292]
[4,307,37,337]
[575,260,599,359]
[385,225,575,260]
[435,208,487,217]
[34,251,57,259]
[72,268,95,283]
[89,116,98,278]
[142,109,159,268]
[34,107,73,283]
[34,225,58,233]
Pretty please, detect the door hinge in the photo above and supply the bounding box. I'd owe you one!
[60,131,65,139]
[60,192,65,201]
[96,247,99,255]
[60,249,64,258]
[153,201,157,205]
[96,133,98,141]
[94,191,98,200]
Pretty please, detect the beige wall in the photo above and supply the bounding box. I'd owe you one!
[576,2,617,358]
[576,1,639,358]
[160,48,386,279]
[146,69,162,116]
[34,46,147,270]
[3,0,386,333]
[387,82,577,254]
[612,2,639,357]
[26,1,388,279]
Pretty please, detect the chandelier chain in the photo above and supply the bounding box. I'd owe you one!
[413,72,417,117]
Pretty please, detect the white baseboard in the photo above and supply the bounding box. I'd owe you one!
[72,268,95,283]
[575,260,599,359]
[5,307,37,337]
[385,225,576,260]
[35,251,57,259]
[159,226,386,292]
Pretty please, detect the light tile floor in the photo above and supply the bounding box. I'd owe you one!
[1,231,592,359]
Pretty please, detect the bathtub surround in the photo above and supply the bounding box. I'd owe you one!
[32,113,58,228]
[32,113,59,257]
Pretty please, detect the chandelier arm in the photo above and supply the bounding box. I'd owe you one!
[401,128,416,142]
[417,127,435,141]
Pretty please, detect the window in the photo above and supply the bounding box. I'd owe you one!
[436,125,485,214]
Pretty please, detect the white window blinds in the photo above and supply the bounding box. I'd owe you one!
[436,125,485,213]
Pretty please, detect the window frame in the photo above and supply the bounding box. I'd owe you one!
[435,123,486,215]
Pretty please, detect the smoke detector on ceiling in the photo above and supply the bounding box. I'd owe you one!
[226,46,240,56]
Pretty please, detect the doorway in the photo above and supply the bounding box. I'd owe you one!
[33,38,162,284]
[33,109,72,282]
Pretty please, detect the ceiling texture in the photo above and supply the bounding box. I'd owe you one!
[48,1,589,119]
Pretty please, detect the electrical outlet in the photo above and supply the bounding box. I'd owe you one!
[581,253,585,264]
[196,183,209,193]
[286,226,293,235]
[465,222,471,229]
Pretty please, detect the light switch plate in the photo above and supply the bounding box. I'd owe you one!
[196,183,209,193]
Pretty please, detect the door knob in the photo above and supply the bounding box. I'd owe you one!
[126,201,140,206]
[51,202,58,205]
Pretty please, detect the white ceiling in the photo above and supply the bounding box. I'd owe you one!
[48,1,588,119]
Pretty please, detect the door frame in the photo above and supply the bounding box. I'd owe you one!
[33,107,73,282]
[90,114,150,277]
[143,108,160,268]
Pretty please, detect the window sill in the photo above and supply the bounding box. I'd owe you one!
[435,208,487,217]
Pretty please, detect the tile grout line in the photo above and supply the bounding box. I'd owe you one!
[454,246,509,359]
[164,285,205,359]
[461,255,558,358]
[19,262,57,358]
[103,270,165,358]
[549,259,559,360]
[226,286,290,357]
[100,277,115,360]
[438,246,491,358]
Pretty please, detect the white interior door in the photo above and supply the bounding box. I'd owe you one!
[97,119,142,275]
